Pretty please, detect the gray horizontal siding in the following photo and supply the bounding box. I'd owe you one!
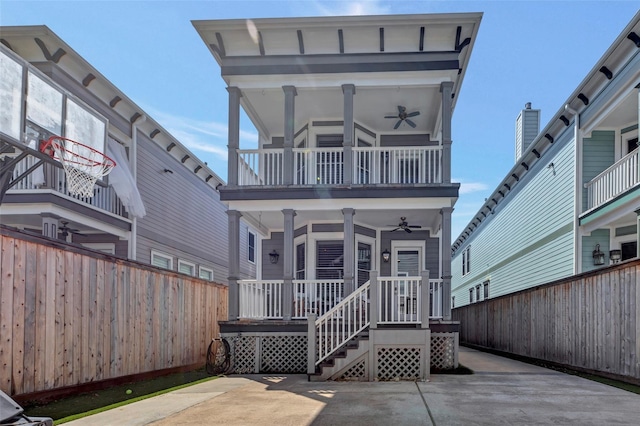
[582,229,610,273]
[135,131,230,283]
[262,232,284,280]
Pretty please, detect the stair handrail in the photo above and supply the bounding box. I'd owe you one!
[314,280,370,366]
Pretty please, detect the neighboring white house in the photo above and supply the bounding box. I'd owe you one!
[0,26,256,283]
[194,12,482,380]
[451,12,640,307]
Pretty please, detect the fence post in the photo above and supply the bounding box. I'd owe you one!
[307,313,317,374]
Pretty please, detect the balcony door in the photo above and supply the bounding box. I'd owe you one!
[316,135,343,184]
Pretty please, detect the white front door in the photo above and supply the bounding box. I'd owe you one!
[391,245,422,321]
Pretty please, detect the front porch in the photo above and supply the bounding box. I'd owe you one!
[221,274,459,381]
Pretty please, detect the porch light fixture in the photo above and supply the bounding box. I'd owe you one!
[609,249,622,263]
[592,244,605,266]
[382,249,390,263]
[269,250,280,264]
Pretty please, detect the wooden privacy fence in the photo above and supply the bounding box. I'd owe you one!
[453,259,640,381]
[0,227,228,397]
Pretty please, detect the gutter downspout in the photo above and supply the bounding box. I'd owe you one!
[566,104,582,274]
[129,114,146,260]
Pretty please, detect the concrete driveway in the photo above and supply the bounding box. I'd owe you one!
[65,347,640,425]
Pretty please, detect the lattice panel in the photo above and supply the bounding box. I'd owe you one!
[338,358,366,381]
[231,336,257,374]
[260,336,306,373]
[376,347,421,380]
[431,334,455,370]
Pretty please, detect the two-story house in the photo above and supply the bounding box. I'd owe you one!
[451,11,640,306]
[194,13,482,380]
[0,26,256,283]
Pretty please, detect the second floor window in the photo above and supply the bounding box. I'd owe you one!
[462,246,471,276]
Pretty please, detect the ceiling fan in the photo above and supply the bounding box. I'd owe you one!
[385,105,420,129]
[388,217,422,233]
[59,221,85,238]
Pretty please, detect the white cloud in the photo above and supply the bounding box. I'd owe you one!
[314,0,391,16]
[456,180,489,195]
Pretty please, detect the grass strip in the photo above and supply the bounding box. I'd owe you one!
[54,376,217,425]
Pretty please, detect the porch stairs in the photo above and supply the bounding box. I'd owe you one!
[309,329,370,381]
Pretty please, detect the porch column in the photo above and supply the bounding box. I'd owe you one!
[227,87,242,187]
[420,269,430,329]
[41,214,59,239]
[440,207,453,320]
[282,208,296,320]
[283,86,297,185]
[342,84,355,185]
[342,208,355,295]
[228,210,242,320]
[440,81,453,184]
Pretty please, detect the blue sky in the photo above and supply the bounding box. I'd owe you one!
[1,1,638,238]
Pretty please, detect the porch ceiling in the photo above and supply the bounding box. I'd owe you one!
[241,206,443,236]
[594,89,638,130]
[241,84,443,140]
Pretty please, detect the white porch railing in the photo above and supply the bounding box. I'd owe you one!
[238,280,283,319]
[377,276,423,324]
[353,146,442,184]
[238,149,284,186]
[236,146,443,186]
[294,147,344,185]
[585,148,639,210]
[293,280,344,319]
[315,280,370,365]
[238,277,444,321]
[9,155,126,217]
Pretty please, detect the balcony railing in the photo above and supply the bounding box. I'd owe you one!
[237,277,443,321]
[236,145,443,187]
[9,156,126,217]
[585,148,639,210]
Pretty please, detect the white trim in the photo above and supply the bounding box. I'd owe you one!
[151,250,173,270]
[178,259,196,276]
[198,266,214,281]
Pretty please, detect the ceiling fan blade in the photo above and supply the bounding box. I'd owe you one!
[406,111,420,117]
[390,227,401,232]
[405,119,417,128]
[404,228,412,233]
[394,120,402,129]
[397,105,404,114]
[408,225,422,228]
[384,115,397,119]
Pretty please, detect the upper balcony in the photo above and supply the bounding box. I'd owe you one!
[585,147,639,211]
[237,145,443,187]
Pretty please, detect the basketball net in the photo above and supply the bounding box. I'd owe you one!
[41,136,116,198]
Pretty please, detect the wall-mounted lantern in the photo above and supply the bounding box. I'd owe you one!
[592,244,605,266]
[269,250,280,264]
[381,249,390,263]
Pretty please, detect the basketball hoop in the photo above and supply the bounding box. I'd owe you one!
[40,136,116,198]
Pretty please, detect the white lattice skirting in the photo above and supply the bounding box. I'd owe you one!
[224,333,307,374]
[431,333,458,370]
[376,346,422,380]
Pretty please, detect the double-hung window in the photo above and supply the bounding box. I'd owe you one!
[462,246,471,276]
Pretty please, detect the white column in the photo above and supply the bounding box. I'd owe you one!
[440,207,453,320]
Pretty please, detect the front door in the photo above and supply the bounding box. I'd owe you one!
[392,246,422,321]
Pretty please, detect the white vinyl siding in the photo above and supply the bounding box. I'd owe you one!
[151,250,173,270]
[178,259,196,276]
